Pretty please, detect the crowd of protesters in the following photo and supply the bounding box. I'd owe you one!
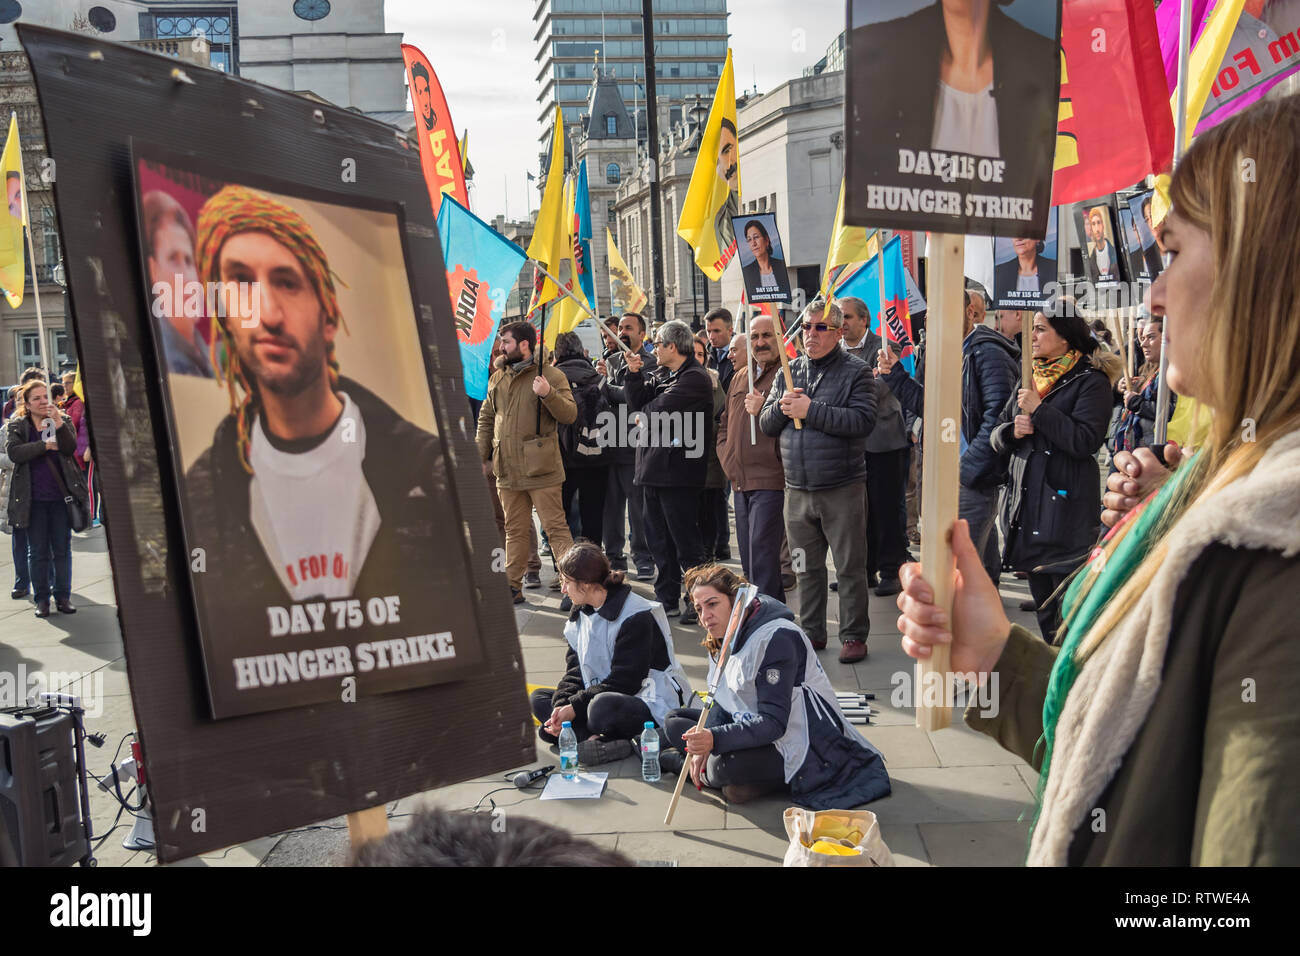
[476,280,1177,667]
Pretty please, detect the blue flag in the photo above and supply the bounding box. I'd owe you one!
[437,195,527,401]
[573,158,595,311]
[835,234,917,375]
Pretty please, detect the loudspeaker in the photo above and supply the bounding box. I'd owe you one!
[0,705,88,866]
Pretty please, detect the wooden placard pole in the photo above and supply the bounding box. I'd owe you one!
[771,306,802,430]
[346,805,389,849]
[743,300,757,445]
[915,232,963,731]
[1020,310,1033,409]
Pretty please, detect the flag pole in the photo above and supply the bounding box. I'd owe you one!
[23,222,50,376]
[1155,0,1192,447]
[532,258,632,356]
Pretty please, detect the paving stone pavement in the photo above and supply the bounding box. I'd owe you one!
[1,519,1043,867]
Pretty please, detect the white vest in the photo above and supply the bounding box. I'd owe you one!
[563,589,691,726]
[709,617,862,783]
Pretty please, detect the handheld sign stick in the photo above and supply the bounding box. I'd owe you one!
[744,300,757,445]
[773,306,802,430]
[914,233,963,731]
[1021,310,1033,413]
[664,584,759,825]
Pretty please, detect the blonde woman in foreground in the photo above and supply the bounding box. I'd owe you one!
[896,95,1300,865]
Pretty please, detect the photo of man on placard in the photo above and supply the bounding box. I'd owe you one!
[1077,202,1124,285]
[133,153,479,719]
[1130,190,1164,280]
[732,213,792,303]
[713,117,740,260]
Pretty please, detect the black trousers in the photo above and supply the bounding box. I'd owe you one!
[530,688,654,742]
[642,485,710,609]
[602,462,652,568]
[663,707,787,789]
[714,483,731,557]
[562,465,608,545]
[697,487,725,564]
[866,447,912,582]
[1028,572,1069,644]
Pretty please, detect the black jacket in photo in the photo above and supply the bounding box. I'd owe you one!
[847,1,1059,231]
[990,357,1113,572]
[623,352,714,489]
[759,344,877,492]
[183,377,448,642]
[740,256,791,303]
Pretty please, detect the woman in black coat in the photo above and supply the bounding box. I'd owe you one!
[4,380,90,617]
[991,306,1112,643]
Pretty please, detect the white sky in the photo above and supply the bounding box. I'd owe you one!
[385,1,846,222]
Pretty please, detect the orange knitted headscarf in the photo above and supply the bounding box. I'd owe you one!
[194,184,349,473]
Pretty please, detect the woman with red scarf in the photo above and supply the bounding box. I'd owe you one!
[989,302,1112,642]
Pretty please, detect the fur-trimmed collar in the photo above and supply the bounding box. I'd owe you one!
[1030,428,1300,864]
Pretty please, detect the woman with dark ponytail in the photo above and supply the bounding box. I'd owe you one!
[530,542,691,765]
[990,298,1113,642]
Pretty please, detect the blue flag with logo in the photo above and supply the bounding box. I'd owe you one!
[835,234,917,375]
[436,195,527,400]
[573,158,595,310]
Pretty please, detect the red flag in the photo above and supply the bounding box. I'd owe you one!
[1051,0,1174,206]
[402,44,469,217]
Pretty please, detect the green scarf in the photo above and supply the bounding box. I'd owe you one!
[1029,452,1200,842]
[1031,350,1081,397]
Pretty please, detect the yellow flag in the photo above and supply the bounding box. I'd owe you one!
[73,364,85,402]
[527,105,567,271]
[676,48,739,280]
[821,177,878,295]
[0,113,26,309]
[548,175,591,348]
[1174,0,1247,150]
[606,227,647,314]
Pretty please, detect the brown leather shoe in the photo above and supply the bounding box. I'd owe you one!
[838,639,868,663]
[56,599,77,614]
[35,600,51,618]
[809,635,827,651]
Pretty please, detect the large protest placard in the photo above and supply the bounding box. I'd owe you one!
[732,212,792,304]
[1123,189,1163,282]
[844,0,1062,238]
[20,24,533,862]
[134,149,486,719]
[991,208,1059,311]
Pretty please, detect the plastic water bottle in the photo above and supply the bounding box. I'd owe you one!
[640,722,661,783]
[558,721,578,780]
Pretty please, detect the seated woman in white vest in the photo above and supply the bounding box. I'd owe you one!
[659,564,892,806]
[530,541,692,766]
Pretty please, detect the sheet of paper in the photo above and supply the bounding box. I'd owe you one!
[539,771,608,800]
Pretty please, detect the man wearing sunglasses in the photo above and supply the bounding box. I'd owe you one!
[759,300,877,663]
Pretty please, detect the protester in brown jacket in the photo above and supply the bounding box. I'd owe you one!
[716,317,786,600]
[476,321,577,602]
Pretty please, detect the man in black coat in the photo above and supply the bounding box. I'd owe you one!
[623,320,714,623]
[881,290,1020,584]
[598,312,657,578]
[760,300,877,663]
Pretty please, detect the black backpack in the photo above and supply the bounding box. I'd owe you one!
[561,376,612,467]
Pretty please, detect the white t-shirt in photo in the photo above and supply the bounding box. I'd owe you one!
[247,391,381,601]
[932,81,999,158]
